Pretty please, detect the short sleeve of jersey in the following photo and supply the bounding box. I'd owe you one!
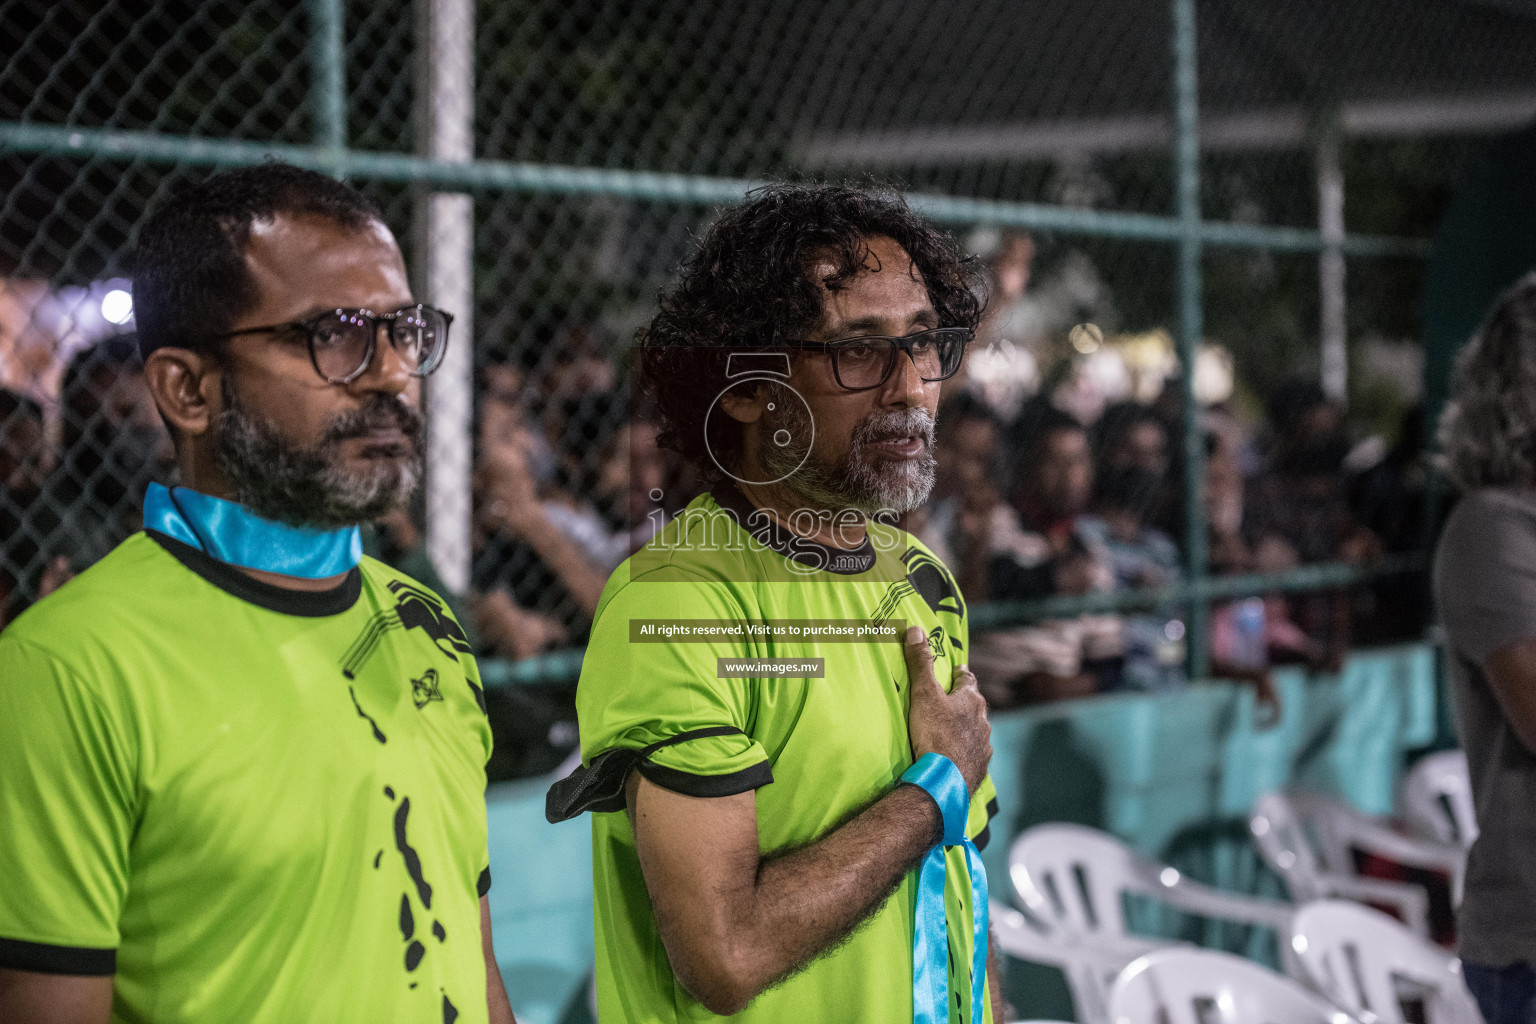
[0,636,134,973]
[576,570,773,798]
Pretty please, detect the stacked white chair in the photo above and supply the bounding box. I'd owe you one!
[1000,823,1297,1023]
[1108,947,1360,1024]
[1288,900,1482,1024]
[991,899,1161,1024]
[1400,751,1478,849]
[1250,792,1465,931]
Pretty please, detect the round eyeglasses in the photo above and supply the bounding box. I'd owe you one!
[786,327,971,392]
[217,304,452,384]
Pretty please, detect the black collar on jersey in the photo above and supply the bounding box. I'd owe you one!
[147,530,362,617]
[708,480,880,576]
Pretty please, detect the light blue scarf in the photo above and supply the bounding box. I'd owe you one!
[902,753,991,1023]
[143,481,362,579]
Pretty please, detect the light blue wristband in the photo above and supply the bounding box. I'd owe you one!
[900,752,969,847]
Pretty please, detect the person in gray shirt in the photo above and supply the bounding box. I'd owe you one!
[1436,270,1536,1024]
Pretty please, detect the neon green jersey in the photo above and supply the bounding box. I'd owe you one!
[0,532,494,1024]
[573,484,997,1024]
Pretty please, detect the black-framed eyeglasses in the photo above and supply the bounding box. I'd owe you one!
[785,327,971,392]
[217,304,452,385]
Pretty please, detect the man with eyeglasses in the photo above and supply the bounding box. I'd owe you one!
[547,184,1003,1022]
[0,164,516,1024]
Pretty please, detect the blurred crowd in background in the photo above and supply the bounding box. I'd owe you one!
[0,228,1431,779]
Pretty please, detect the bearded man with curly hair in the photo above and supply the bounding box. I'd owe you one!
[548,183,1006,1023]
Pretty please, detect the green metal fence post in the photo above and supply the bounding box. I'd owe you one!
[1172,0,1210,679]
[308,0,346,174]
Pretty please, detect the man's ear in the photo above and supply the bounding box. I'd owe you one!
[719,382,767,425]
[143,347,221,438]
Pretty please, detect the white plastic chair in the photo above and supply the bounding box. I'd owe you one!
[1109,947,1360,1024]
[1004,822,1297,1021]
[1250,792,1465,933]
[1009,823,1296,943]
[992,898,1169,1024]
[1400,751,1478,849]
[1288,900,1483,1024]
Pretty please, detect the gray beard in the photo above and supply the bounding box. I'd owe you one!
[213,380,424,529]
[759,386,936,515]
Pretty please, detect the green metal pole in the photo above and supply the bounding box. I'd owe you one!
[0,121,1430,258]
[1172,0,1210,679]
[308,0,346,173]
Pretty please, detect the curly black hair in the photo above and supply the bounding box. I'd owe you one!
[638,183,986,482]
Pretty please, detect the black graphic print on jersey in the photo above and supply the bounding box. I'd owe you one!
[868,547,966,654]
[341,580,473,679]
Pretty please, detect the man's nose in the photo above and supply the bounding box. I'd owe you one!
[352,325,413,394]
[878,346,930,406]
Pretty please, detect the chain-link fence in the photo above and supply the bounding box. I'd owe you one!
[3,0,1535,776]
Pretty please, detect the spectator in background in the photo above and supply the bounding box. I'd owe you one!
[470,365,607,659]
[0,278,57,403]
[20,335,175,602]
[1046,356,1110,431]
[1243,376,1382,672]
[1245,426,1375,672]
[0,388,46,625]
[1351,405,1427,555]
[527,322,617,445]
[1077,467,1184,692]
[1094,401,1170,477]
[588,418,669,563]
[1350,404,1431,643]
[915,392,1005,597]
[975,232,1035,354]
[972,408,1122,705]
[1000,355,1108,483]
[1094,399,1179,539]
[549,323,616,396]
[1078,468,1178,591]
[1204,429,1287,711]
[539,388,633,567]
[995,408,1113,622]
[1263,377,1345,472]
[1434,272,1536,1024]
[482,360,558,482]
[964,231,1042,421]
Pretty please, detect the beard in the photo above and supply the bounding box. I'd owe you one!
[213,380,424,529]
[758,385,937,515]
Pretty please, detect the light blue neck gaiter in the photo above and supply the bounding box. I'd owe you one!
[143,481,362,579]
